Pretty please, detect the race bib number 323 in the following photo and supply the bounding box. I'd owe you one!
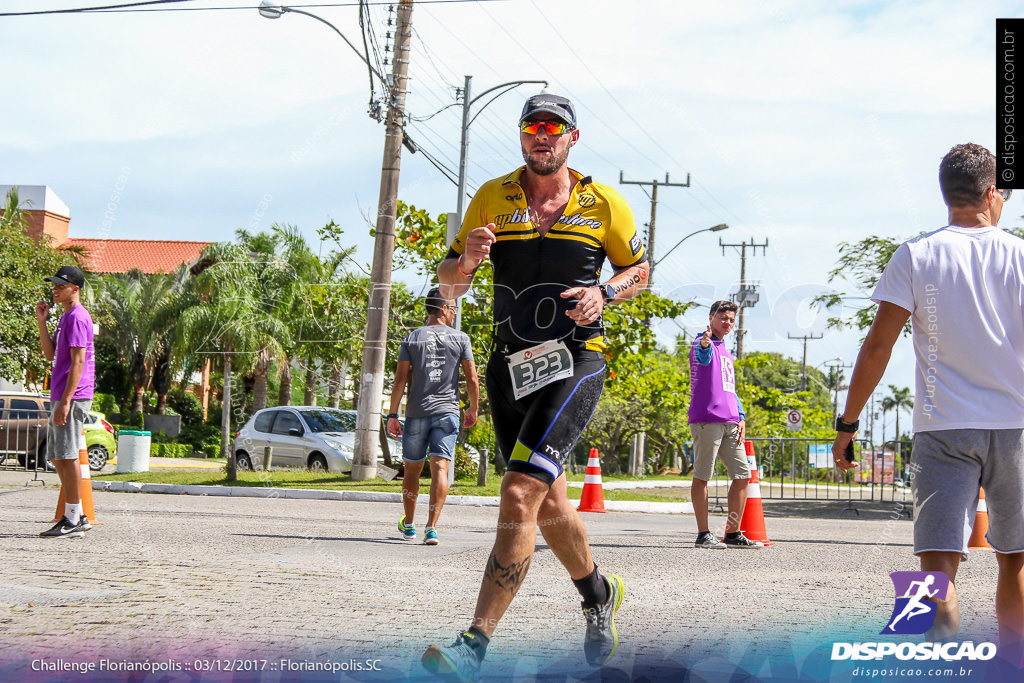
[508,341,574,399]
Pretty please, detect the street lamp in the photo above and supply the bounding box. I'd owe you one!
[454,76,548,223]
[258,2,384,83]
[653,223,729,271]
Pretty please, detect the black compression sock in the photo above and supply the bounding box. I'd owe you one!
[463,626,490,661]
[573,565,609,606]
[725,531,741,539]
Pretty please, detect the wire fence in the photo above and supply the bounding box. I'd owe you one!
[705,437,914,518]
[0,407,49,480]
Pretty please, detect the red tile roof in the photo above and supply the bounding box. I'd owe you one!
[64,238,210,274]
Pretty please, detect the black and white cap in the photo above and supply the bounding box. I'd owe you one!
[45,265,85,288]
[519,94,577,128]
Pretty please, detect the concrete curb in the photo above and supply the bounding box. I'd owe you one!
[91,481,693,514]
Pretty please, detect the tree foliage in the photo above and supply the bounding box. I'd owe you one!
[0,188,79,386]
[817,224,1024,334]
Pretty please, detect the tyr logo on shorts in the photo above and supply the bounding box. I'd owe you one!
[881,571,950,635]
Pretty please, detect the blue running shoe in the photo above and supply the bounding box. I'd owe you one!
[423,527,439,545]
[398,514,416,540]
[422,632,482,682]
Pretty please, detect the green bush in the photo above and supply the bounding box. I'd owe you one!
[453,445,478,480]
[92,392,118,416]
[168,388,204,426]
[93,336,131,404]
[150,443,194,458]
[179,423,221,457]
[150,430,173,444]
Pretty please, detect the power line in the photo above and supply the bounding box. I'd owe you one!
[0,0,189,16]
[0,0,508,17]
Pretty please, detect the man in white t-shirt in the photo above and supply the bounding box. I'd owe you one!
[833,143,1024,664]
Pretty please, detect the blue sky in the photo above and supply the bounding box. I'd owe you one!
[3,0,1020,434]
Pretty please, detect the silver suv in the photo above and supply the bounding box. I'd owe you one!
[231,406,401,472]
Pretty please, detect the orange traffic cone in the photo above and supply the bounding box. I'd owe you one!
[52,427,101,525]
[736,440,773,546]
[577,448,607,513]
[968,487,990,549]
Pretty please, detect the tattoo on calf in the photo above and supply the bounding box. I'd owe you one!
[483,553,532,595]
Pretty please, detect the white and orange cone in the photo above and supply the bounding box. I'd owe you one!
[968,487,990,550]
[52,427,101,525]
[577,448,607,513]
[736,440,773,546]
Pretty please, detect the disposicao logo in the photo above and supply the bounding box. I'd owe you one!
[882,571,949,635]
[830,571,997,663]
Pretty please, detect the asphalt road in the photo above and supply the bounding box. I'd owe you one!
[0,472,1007,682]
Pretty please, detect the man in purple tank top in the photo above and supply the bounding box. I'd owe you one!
[688,300,762,549]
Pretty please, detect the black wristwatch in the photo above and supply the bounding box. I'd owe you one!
[600,283,615,304]
[835,416,859,433]
[386,413,399,420]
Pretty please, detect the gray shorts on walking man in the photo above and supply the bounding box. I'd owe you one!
[691,421,750,482]
[911,428,1024,557]
[47,399,92,461]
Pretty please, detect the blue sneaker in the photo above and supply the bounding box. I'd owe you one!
[424,527,439,545]
[398,514,416,540]
[422,632,483,681]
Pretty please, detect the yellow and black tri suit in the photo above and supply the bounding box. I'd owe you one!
[447,166,647,484]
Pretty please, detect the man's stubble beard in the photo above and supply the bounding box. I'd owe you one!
[522,144,570,176]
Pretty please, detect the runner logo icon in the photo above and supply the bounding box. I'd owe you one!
[881,571,950,635]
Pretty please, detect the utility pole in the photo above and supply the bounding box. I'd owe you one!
[619,172,690,287]
[719,238,768,359]
[787,332,824,391]
[450,75,547,331]
[351,0,413,481]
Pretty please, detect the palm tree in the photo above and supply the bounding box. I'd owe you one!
[177,242,267,480]
[148,264,192,414]
[90,270,181,418]
[881,384,913,453]
[234,226,299,414]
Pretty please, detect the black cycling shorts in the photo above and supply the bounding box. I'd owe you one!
[486,345,606,486]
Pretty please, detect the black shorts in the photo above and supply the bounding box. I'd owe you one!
[486,345,606,486]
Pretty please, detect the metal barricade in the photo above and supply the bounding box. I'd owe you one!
[0,407,49,474]
[707,437,913,518]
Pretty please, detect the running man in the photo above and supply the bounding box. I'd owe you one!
[387,287,479,546]
[833,143,1024,664]
[422,94,649,680]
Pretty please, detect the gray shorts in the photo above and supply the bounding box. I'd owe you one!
[46,399,92,461]
[691,421,750,481]
[911,429,1024,557]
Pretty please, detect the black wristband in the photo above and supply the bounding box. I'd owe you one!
[386,413,399,420]
[835,416,859,433]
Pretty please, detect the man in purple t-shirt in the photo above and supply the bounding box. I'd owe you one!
[688,300,761,549]
[36,265,95,539]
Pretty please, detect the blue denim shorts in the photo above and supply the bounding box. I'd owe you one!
[402,413,459,463]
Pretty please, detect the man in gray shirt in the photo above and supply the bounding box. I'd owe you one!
[387,287,479,545]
